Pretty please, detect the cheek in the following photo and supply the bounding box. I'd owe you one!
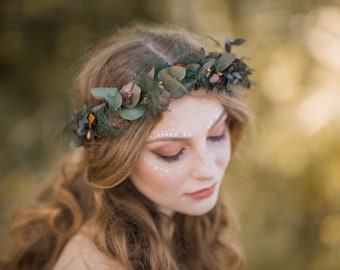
[131,156,183,195]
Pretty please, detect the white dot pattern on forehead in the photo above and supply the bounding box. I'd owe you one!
[206,108,225,130]
[147,127,192,141]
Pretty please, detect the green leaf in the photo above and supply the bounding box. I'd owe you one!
[91,88,122,109]
[108,93,122,110]
[119,105,145,120]
[232,38,246,45]
[91,88,118,100]
[185,63,200,81]
[158,68,187,98]
[198,59,215,78]
[185,63,200,71]
[215,53,236,71]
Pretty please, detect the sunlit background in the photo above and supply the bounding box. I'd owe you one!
[1,0,340,269]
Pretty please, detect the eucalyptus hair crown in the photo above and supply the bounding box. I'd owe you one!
[71,36,254,146]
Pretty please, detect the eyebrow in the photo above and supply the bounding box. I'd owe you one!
[146,111,227,144]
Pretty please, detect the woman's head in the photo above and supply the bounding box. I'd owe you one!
[72,24,252,204]
[130,89,231,216]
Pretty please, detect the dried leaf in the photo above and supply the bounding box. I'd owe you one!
[147,67,155,79]
[88,112,95,128]
[169,66,186,81]
[126,84,141,109]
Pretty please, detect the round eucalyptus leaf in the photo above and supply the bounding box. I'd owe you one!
[119,105,146,120]
[91,88,118,100]
[107,92,122,110]
[170,66,186,81]
[215,53,236,71]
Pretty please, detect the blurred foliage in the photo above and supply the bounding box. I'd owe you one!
[1,0,340,269]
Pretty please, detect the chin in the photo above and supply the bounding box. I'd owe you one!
[179,195,219,216]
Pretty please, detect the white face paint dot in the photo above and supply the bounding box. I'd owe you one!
[206,108,224,130]
[147,127,192,141]
[147,162,170,174]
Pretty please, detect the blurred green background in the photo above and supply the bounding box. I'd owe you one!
[1,0,340,269]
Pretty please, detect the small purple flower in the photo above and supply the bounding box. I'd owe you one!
[120,82,133,105]
[209,73,220,84]
[158,90,171,107]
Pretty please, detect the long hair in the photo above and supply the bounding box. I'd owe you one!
[0,24,251,270]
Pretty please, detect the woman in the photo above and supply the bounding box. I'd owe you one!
[0,24,253,270]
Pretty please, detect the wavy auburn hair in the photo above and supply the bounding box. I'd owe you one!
[0,24,251,270]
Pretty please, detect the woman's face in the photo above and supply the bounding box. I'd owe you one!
[130,90,231,216]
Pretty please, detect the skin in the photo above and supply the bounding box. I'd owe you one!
[130,89,232,216]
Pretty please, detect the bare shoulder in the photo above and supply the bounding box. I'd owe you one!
[53,232,125,270]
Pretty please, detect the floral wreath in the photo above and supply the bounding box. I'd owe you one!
[72,37,254,146]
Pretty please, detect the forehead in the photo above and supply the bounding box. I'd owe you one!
[150,90,224,133]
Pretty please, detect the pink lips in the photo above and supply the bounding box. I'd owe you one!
[186,183,218,200]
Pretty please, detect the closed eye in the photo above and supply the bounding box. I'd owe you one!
[208,130,226,142]
[156,148,185,163]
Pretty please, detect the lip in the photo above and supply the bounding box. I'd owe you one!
[185,182,218,200]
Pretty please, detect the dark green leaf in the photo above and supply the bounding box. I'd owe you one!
[232,38,246,45]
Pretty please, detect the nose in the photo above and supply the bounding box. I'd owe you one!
[189,148,216,180]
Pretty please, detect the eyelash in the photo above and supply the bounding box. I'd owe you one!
[208,130,226,142]
[158,148,185,163]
